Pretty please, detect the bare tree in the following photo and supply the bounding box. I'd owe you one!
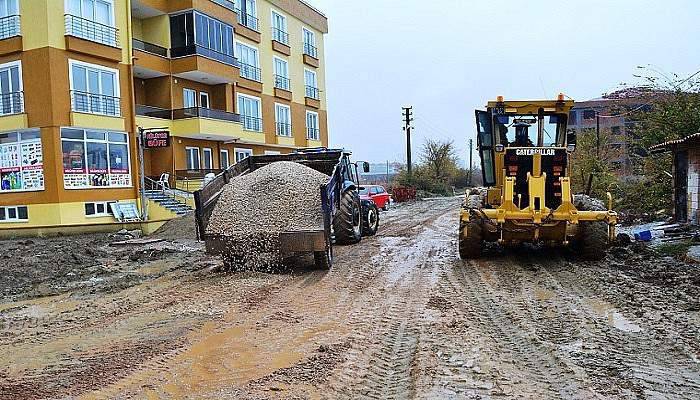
[420,139,458,181]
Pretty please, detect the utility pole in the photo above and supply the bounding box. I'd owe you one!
[386,160,390,186]
[402,106,414,177]
[596,112,601,158]
[137,127,148,221]
[468,139,474,187]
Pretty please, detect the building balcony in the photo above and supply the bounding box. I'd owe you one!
[0,91,23,116]
[171,44,237,67]
[170,45,239,84]
[274,75,291,91]
[307,127,320,141]
[210,0,236,12]
[305,86,319,100]
[271,28,291,55]
[132,39,170,78]
[240,62,261,82]
[236,9,259,32]
[303,43,317,59]
[64,14,119,48]
[241,115,262,132]
[133,38,168,57]
[0,15,20,40]
[276,122,292,137]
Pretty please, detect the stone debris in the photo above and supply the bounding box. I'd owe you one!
[206,161,329,271]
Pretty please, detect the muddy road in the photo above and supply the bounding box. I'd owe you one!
[1,198,699,399]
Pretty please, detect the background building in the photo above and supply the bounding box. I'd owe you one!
[0,0,329,234]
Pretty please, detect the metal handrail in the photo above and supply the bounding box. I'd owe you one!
[276,122,292,137]
[145,176,191,204]
[71,90,121,116]
[171,44,239,67]
[64,14,119,47]
[303,42,318,58]
[307,127,320,140]
[0,91,23,115]
[272,27,289,45]
[239,62,262,82]
[274,75,290,90]
[0,15,20,40]
[241,115,263,132]
[305,85,320,100]
[235,8,259,31]
[210,0,235,11]
[172,107,241,122]
[133,38,168,57]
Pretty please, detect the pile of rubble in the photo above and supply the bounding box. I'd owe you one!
[206,161,329,271]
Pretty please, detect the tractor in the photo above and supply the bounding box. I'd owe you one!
[459,95,618,260]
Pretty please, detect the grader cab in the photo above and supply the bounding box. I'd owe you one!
[459,95,617,260]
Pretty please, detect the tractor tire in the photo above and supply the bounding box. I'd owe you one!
[362,201,380,236]
[573,194,609,260]
[334,190,362,245]
[459,194,484,259]
[314,245,332,270]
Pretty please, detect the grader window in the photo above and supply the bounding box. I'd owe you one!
[495,114,566,147]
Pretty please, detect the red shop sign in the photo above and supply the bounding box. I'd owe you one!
[143,130,170,149]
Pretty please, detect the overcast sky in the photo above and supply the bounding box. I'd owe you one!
[304,0,700,165]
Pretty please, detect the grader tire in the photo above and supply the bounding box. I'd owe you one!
[334,190,362,245]
[459,194,484,260]
[573,194,609,260]
[578,221,609,260]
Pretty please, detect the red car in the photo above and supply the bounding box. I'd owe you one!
[359,185,392,211]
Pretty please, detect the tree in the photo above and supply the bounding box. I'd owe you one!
[395,138,470,195]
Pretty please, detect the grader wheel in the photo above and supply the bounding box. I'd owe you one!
[573,194,609,260]
[459,195,484,260]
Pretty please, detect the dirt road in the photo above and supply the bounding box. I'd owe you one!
[1,198,699,399]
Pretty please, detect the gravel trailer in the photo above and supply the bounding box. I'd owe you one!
[194,148,375,269]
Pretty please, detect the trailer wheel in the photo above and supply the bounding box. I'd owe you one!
[362,201,380,236]
[314,245,332,270]
[334,190,362,244]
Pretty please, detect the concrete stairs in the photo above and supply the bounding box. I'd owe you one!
[145,190,193,216]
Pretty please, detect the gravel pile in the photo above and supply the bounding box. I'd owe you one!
[206,161,329,271]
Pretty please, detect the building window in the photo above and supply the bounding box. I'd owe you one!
[568,110,577,126]
[0,61,23,115]
[304,69,319,100]
[582,109,596,120]
[0,130,43,192]
[69,60,120,116]
[0,205,27,222]
[236,0,258,31]
[65,0,117,47]
[235,148,252,163]
[60,128,131,189]
[186,147,200,169]
[302,27,317,58]
[271,11,288,45]
[236,42,261,82]
[220,149,230,169]
[199,92,210,108]
[203,148,213,169]
[237,94,262,132]
[611,126,622,135]
[170,11,236,66]
[306,111,320,140]
[0,0,19,40]
[264,150,281,155]
[183,88,197,108]
[273,57,290,90]
[275,103,291,137]
[85,201,115,217]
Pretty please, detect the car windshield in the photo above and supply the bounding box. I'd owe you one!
[359,188,369,195]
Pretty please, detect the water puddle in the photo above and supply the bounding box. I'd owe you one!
[588,299,643,333]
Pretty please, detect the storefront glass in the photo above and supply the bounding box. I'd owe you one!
[61,128,131,188]
[0,129,44,192]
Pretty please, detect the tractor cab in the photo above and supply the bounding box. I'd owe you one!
[475,95,575,210]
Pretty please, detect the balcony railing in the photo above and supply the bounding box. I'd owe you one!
[173,107,241,122]
[65,14,119,47]
[272,27,289,45]
[276,122,292,137]
[0,91,23,116]
[235,9,259,32]
[71,90,121,116]
[305,86,320,100]
[171,44,239,67]
[307,127,320,140]
[241,115,262,132]
[210,0,236,12]
[239,62,261,82]
[274,75,290,91]
[0,15,20,40]
[136,104,172,119]
[303,42,318,58]
[133,38,168,57]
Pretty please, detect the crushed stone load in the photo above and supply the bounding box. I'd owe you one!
[206,161,329,271]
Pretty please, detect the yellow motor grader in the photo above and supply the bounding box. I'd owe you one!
[459,95,617,260]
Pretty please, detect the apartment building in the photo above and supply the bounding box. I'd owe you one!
[0,0,329,234]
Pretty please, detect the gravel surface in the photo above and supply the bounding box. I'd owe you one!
[0,198,698,399]
[207,161,329,271]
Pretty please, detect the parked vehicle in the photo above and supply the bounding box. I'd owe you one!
[359,185,392,211]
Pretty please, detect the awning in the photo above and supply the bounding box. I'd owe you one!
[649,132,700,153]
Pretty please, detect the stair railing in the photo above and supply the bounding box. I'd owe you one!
[144,176,192,211]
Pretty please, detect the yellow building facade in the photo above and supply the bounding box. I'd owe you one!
[0,0,329,234]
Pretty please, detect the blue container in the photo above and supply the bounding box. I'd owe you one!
[634,230,652,242]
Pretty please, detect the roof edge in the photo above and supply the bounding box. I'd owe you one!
[269,0,328,33]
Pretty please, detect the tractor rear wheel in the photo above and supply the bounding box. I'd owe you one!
[459,194,484,260]
[334,190,362,245]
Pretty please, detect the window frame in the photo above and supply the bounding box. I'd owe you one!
[68,59,120,116]
[66,0,116,26]
[235,41,261,81]
[185,146,201,170]
[234,147,253,163]
[0,205,28,222]
[202,147,213,170]
[0,129,44,193]
[60,128,131,189]
[306,110,320,140]
[271,9,288,43]
[0,60,23,115]
[220,149,230,169]
[84,201,116,218]
[199,91,210,109]
[237,93,263,132]
[183,88,197,108]
[275,103,292,137]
